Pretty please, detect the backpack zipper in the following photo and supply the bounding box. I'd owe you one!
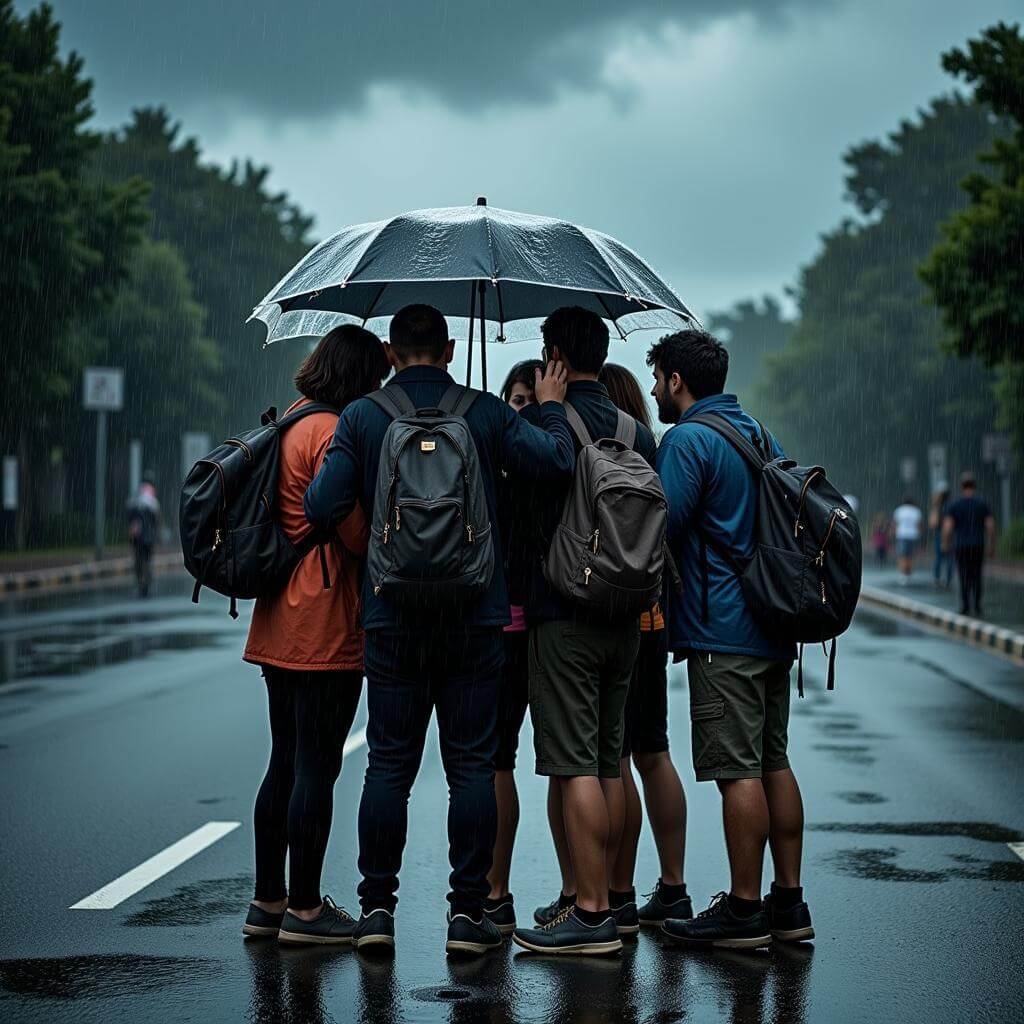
[794,469,823,537]
[225,438,253,460]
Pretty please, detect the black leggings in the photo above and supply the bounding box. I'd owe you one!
[253,666,362,910]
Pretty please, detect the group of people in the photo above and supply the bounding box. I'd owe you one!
[880,477,996,615]
[240,303,813,958]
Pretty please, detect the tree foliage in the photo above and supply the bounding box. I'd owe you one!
[759,96,1003,519]
[920,22,1024,368]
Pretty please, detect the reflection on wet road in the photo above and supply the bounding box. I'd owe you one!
[0,578,1023,1022]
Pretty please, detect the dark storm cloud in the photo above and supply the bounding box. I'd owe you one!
[48,0,829,115]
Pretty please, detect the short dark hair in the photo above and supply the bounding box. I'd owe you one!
[598,362,652,431]
[541,306,609,374]
[500,359,544,403]
[390,304,449,361]
[294,324,389,409]
[646,329,728,400]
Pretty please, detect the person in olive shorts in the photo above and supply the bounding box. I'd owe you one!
[648,329,814,950]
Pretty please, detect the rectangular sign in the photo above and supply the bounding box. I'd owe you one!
[2,455,16,511]
[83,367,124,411]
[982,433,1011,464]
[181,432,211,480]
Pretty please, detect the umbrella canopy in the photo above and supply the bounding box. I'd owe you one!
[249,200,698,387]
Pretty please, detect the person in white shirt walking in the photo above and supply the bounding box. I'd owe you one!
[891,496,923,585]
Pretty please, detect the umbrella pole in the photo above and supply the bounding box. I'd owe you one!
[478,281,488,392]
[466,281,477,387]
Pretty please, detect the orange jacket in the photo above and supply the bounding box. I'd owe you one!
[244,399,367,672]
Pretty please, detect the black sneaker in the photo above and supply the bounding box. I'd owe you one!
[483,895,517,936]
[354,908,396,951]
[513,906,623,956]
[610,896,639,936]
[661,892,771,950]
[446,912,504,955]
[242,902,285,938]
[637,881,693,927]
[533,892,575,926]
[278,896,356,945]
[763,891,815,942]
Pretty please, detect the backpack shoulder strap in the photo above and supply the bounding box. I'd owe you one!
[438,382,481,418]
[367,384,416,420]
[275,401,339,431]
[687,412,767,472]
[613,409,637,450]
[751,417,774,462]
[563,401,593,448]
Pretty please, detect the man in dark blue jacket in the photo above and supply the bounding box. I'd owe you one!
[647,329,813,951]
[509,307,657,957]
[304,304,574,956]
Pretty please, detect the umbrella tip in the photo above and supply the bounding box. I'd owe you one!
[476,196,487,206]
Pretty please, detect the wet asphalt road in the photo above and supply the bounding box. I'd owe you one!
[1,576,1023,1023]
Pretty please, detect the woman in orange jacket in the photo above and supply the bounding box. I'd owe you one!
[242,325,389,945]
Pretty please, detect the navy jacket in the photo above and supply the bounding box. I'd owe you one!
[657,393,795,661]
[303,365,575,630]
[518,379,658,622]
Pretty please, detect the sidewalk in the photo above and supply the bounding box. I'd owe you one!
[859,565,1024,662]
[1,550,182,596]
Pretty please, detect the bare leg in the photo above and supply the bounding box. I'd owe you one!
[547,777,576,896]
[762,768,804,888]
[601,776,625,889]
[488,769,519,899]
[560,776,611,911]
[609,758,642,891]
[716,779,769,901]
[633,751,686,885]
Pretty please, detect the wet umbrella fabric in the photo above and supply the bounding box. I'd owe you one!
[248,203,697,386]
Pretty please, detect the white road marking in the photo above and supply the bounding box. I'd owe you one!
[70,821,241,910]
[343,726,368,757]
[1008,842,1024,862]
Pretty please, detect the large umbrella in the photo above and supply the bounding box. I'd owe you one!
[249,199,697,389]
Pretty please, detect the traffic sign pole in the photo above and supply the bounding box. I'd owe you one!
[82,367,124,564]
[95,410,108,561]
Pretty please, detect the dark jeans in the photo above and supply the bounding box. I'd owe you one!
[358,626,503,917]
[253,666,363,910]
[132,542,153,597]
[956,546,985,615]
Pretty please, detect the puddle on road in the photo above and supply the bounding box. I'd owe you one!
[809,821,1022,842]
[811,744,876,766]
[0,954,219,999]
[835,791,889,805]
[828,846,1024,884]
[123,874,254,927]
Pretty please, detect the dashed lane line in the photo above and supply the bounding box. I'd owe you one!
[1008,843,1024,862]
[70,821,241,910]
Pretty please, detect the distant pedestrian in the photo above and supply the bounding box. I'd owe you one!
[127,476,161,598]
[242,324,390,946]
[943,471,996,617]
[485,359,545,935]
[891,495,923,585]
[929,485,953,590]
[648,328,813,952]
[304,304,574,957]
[871,513,890,567]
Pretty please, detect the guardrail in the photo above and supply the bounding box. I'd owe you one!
[859,584,1024,661]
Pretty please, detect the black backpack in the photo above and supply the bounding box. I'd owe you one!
[179,403,335,618]
[365,382,494,609]
[688,412,862,694]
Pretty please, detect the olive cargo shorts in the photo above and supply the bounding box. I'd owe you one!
[529,619,640,778]
[687,652,794,781]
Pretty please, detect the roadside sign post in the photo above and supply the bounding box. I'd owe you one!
[181,433,211,482]
[2,456,17,512]
[927,443,948,496]
[83,368,124,562]
[129,440,143,499]
[983,433,1013,529]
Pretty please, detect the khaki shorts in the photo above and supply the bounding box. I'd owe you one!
[529,619,639,778]
[687,652,793,782]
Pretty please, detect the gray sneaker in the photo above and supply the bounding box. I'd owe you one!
[446,912,504,955]
[354,908,396,951]
[277,896,356,945]
[242,903,285,938]
[513,907,623,956]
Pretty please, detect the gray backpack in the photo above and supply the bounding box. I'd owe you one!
[545,401,667,618]
[366,383,494,609]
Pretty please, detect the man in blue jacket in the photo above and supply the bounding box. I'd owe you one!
[304,304,574,956]
[647,328,813,950]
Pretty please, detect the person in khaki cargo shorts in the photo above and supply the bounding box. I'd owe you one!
[647,329,815,951]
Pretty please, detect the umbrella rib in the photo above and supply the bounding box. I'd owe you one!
[595,293,627,340]
[361,283,388,324]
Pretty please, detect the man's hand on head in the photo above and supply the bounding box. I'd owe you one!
[534,360,568,405]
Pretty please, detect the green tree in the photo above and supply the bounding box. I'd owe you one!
[0,0,147,546]
[759,96,1003,520]
[706,297,793,411]
[95,108,316,438]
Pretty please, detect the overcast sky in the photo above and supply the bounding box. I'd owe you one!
[30,0,1019,387]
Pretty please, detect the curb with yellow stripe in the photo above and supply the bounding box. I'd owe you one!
[0,552,183,597]
[859,584,1024,661]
